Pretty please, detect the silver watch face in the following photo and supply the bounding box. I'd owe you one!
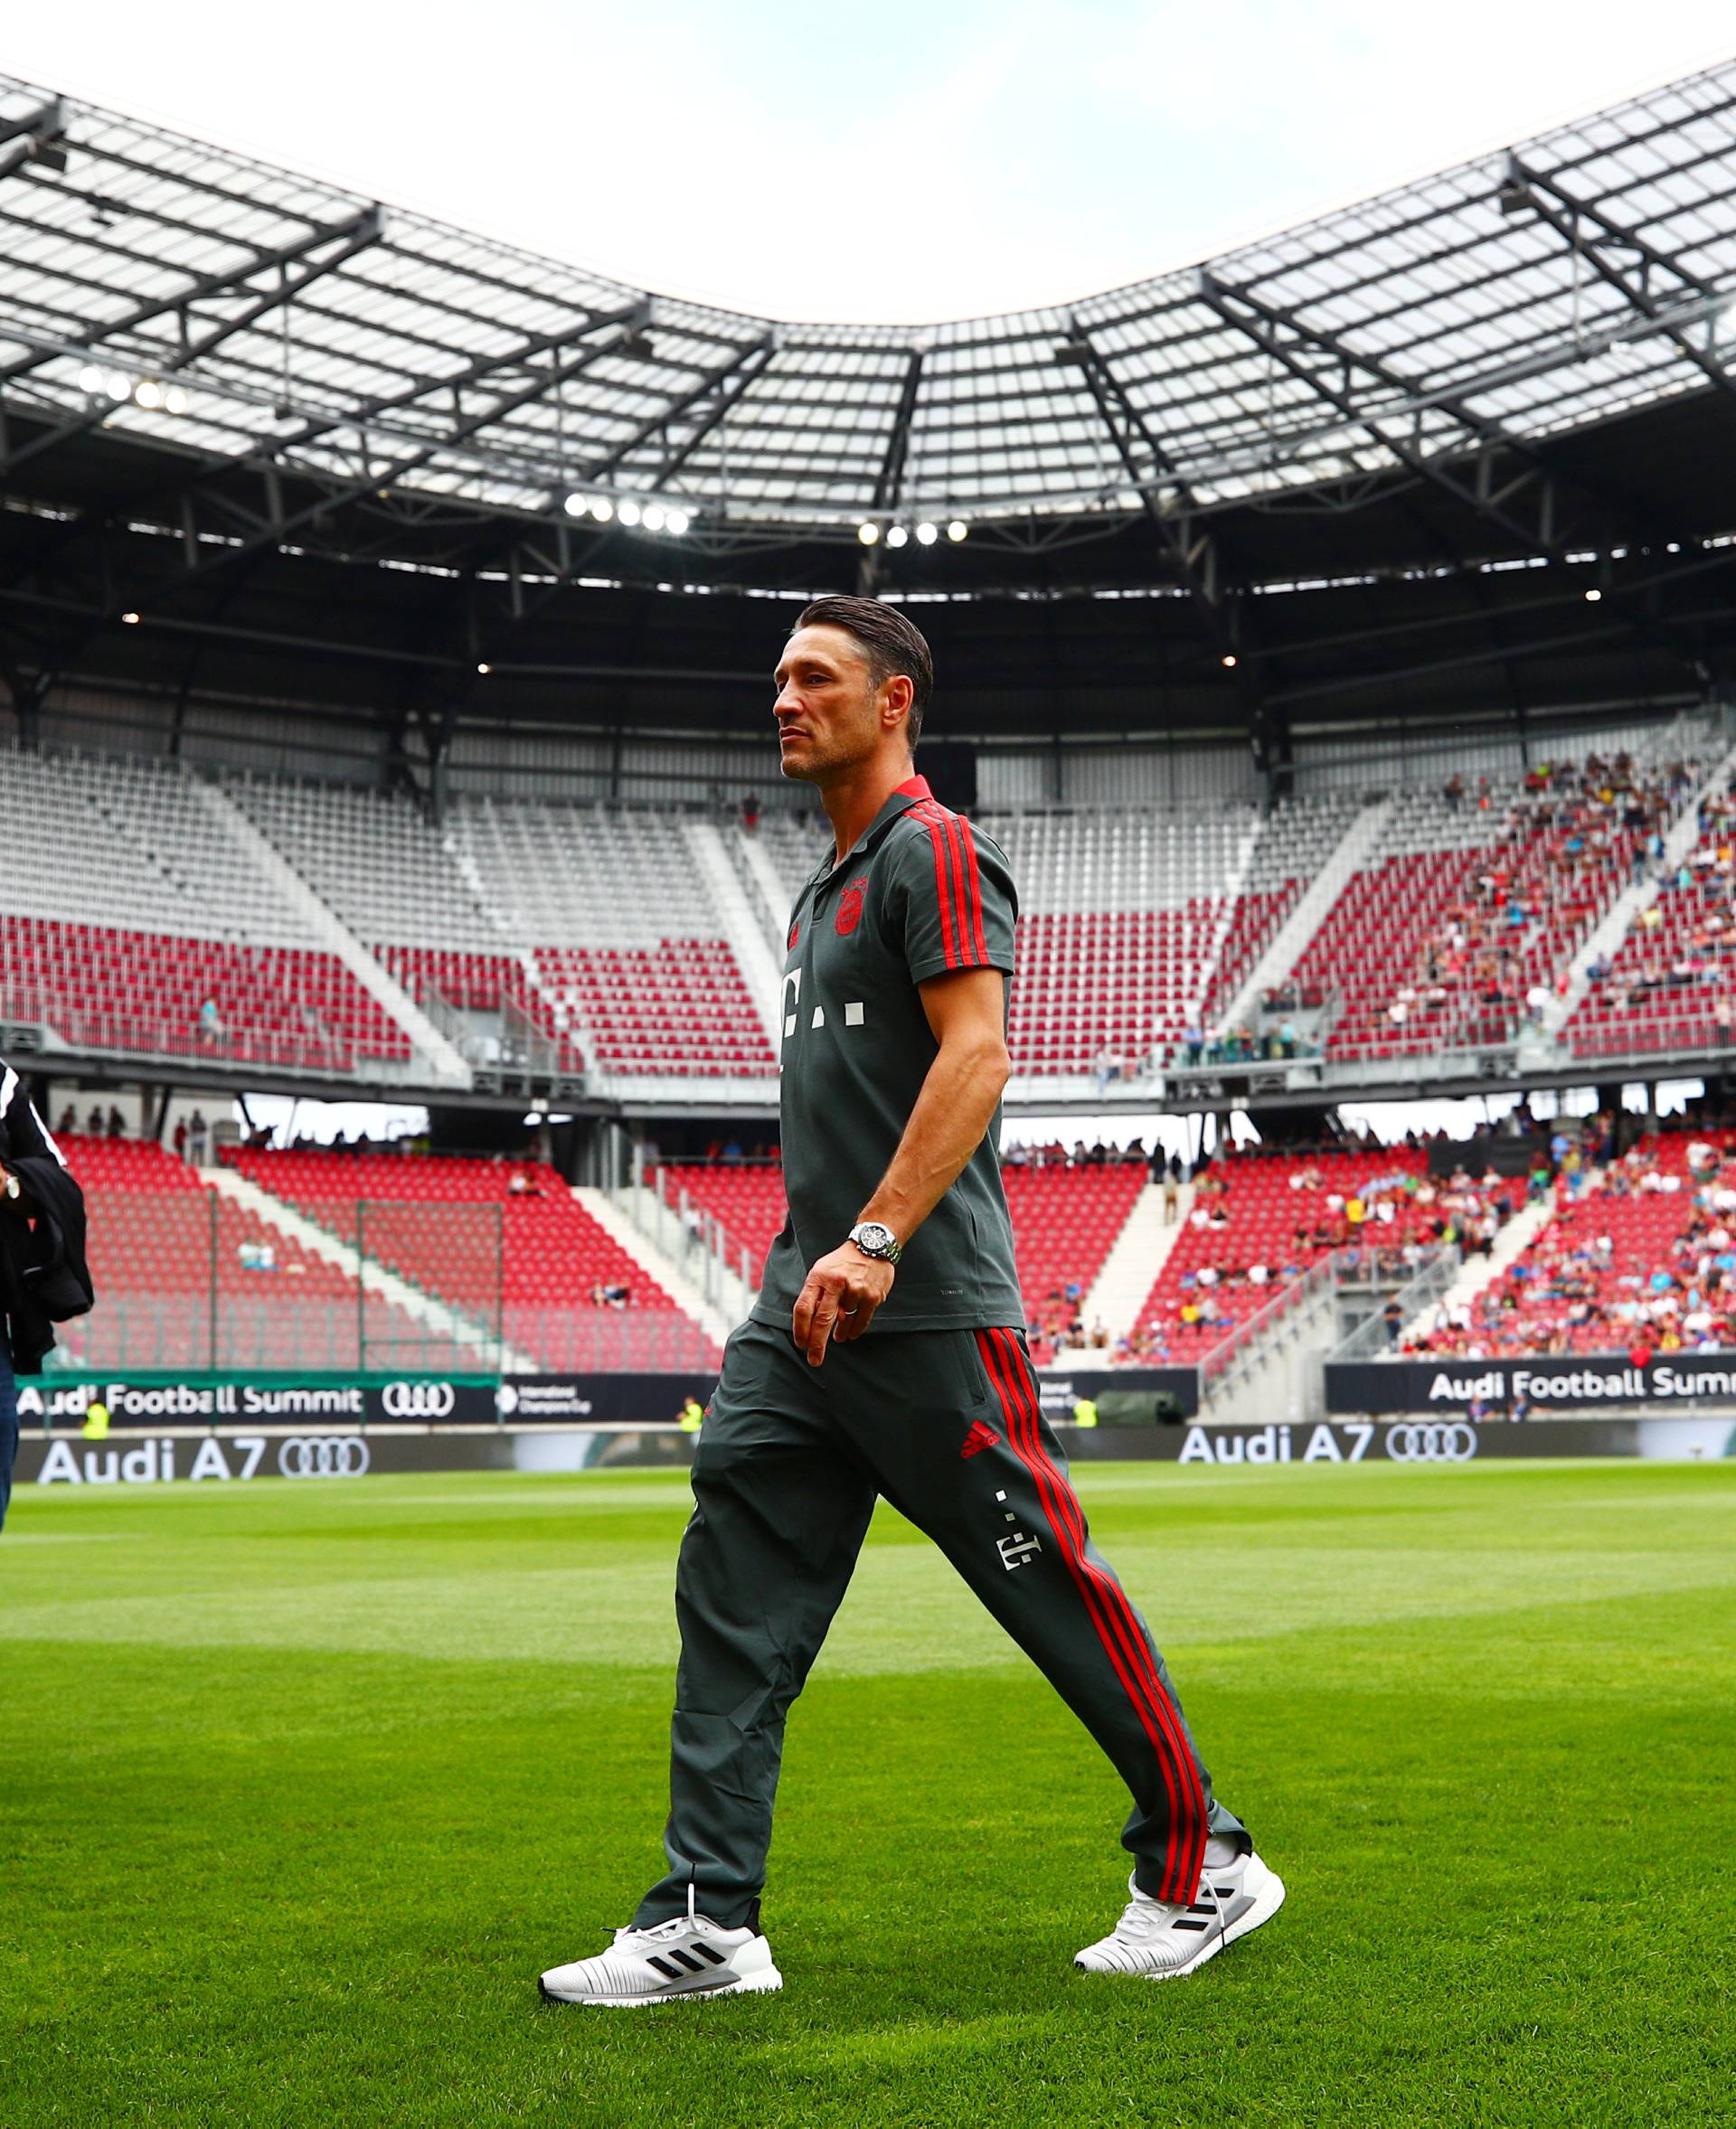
[854,1222,894,1258]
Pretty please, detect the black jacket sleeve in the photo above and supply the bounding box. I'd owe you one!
[0,1061,95,1372]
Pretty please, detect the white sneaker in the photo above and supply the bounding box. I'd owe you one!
[1075,1849,1285,1980]
[539,1907,782,2007]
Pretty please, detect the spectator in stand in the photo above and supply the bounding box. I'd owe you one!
[1163,1166,1180,1224]
[188,1109,208,1165]
[106,1105,125,1139]
[173,1116,189,1160]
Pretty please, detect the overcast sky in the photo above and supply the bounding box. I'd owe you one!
[8,4,1733,320]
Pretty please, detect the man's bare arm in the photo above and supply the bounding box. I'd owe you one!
[791,966,1011,1365]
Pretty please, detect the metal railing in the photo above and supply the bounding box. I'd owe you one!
[1329,1246,1463,1364]
[722,826,785,956]
[1197,1241,1453,1396]
[637,1170,760,1315]
[53,1192,507,1378]
[36,1008,368,1079]
[1198,1254,1336,1394]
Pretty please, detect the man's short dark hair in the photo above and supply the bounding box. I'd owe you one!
[795,596,934,748]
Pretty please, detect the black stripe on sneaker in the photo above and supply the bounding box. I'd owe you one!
[668,1949,707,1974]
[693,1944,728,1965]
[1174,1919,1212,1933]
[646,1955,684,1977]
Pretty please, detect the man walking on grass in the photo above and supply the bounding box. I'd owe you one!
[540,598,1283,2005]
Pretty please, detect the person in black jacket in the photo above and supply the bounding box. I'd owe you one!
[0,1062,94,1529]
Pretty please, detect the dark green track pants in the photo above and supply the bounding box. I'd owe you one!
[635,1319,1246,1927]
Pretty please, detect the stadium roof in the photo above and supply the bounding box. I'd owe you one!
[4,63,1736,749]
[3,60,1736,559]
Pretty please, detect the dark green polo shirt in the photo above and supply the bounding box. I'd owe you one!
[752,774,1025,1336]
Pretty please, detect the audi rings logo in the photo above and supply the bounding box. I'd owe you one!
[382,1380,456,1419]
[1383,1421,1478,1464]
[277,1436,371,1479]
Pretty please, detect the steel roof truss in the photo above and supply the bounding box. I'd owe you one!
[1506,155,1736,410]
[0,207,386,480]
[113,305,653,602]
[0,202,385,387]
[646,341,778,491]
[1054,321,1230,626]
[577,332,777,487]
[1201,276,1707,681]
[277,297,652,456]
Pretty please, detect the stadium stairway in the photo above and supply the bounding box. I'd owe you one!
[1200,1267,1338,1428]
[194,783,469,1088]
[1399,1196,1555,1342]
[684,822,785,1056]
[1526,739,1736,1060]
[1212,799,1393,1035]
[732,823,801,952]
[1079,1182,1193,1342]
[573,1186,740,1350]
[208,1167,538,1371]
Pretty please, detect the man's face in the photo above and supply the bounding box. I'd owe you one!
[772,625,895,785]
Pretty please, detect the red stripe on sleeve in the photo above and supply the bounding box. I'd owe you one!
[921,811,959,967]
[936,811,973,966]
[958,818,990,964]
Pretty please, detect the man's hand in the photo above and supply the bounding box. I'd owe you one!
[791,1242,896,1366]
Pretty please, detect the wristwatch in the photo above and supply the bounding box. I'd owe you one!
[848,1220,902,1265]
[2,1173,18,1201]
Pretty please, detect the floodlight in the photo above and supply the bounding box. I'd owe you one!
[476,661,492,674]
[589,497,614,523]
[886,525,909,549]
[120,610,140,625]
[665,508,691,536]
[1222,654,1238,669]
[134,379,164,410]
[947,520,967,542]
[1584,587,1602,602]
[642,503,666,532]
[618,500,642,527]
[105,370,130,400]
[163,384,188,415]
[78,363,105,394]
[915,522,939,546]
[562,492,586,517]
[857,521,881,545]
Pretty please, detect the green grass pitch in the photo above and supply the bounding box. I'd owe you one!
[3,1456,1732,2127]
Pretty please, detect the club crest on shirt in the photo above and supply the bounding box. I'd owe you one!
[787,919,800,951]
[835,876,869,936]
